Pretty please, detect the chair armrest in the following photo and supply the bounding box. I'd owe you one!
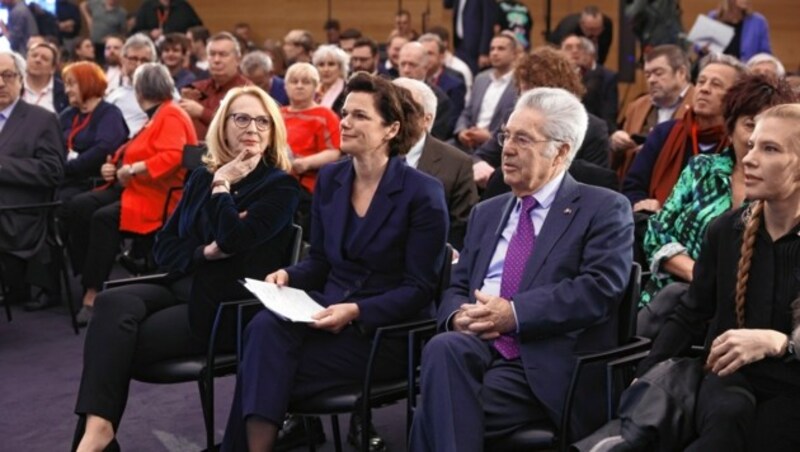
[557,336,652,451]
[103,273,170,290]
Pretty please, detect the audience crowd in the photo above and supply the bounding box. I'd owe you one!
[0,0,798,451]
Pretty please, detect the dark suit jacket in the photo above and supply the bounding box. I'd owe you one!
[549,13,614,65]
[582,65,618,132]
[455,69,517,135]
[0,101,64,257]
[286,157,449,331]
[53,77,68,114]
[430,84,455,141]
[475,110,610,168]
[416,135,478,249]
[439,174,633,434]
[444,0,499,73]
[434,68,467,124]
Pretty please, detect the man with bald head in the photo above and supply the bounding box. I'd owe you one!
[399,41,456,139]
[393,77,477,249]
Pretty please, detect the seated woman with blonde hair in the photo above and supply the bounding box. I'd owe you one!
[636,103,800,451]
[72,85,300,452]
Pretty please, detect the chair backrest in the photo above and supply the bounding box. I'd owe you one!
[182,144,207,170]
[618,262,642,345]
[288,224,303,266]
[434,244,454,308]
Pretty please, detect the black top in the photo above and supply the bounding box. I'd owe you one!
[131,0,203,35]
[638,207,800,390]
[723,20,744,59]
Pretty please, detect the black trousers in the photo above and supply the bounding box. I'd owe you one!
[73,282,205,429]
[62,186,122,290]
[409,332,552,452]
[688,371,800,452]
[0,253,28,302]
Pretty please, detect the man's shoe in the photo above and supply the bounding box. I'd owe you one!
[274,414,325,451]
[76,306,93,328]
[347,412,386,452]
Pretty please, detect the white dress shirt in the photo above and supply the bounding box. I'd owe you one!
[405,135,426,169]
[476,70,513,129]
[23,77,55,113]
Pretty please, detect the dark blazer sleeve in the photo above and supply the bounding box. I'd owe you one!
[208,171,299,255]
[153,169,208,273]
[622,120,674,204]
[0,105,64,188]
[513,191,633,338]
[575,114,610,167]
[64,104,129,178]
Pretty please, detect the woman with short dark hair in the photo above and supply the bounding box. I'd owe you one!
[221,72,449,451]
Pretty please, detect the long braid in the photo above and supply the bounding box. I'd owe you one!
[734,201,764,328]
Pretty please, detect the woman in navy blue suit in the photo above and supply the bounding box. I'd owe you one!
[221,72,450,451]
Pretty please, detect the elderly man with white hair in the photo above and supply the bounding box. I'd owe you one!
[746,53,786,79]
[393,77,477,249]
[409,87,634,451]
[398,41,456,140]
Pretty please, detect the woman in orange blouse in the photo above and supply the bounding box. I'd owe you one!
[62,62,198,326]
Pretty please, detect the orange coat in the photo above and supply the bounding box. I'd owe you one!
[113,100,198,234]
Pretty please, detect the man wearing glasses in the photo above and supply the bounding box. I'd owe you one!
[0,50,64,307]
[409,87,633,450]
[178,31,250,138]
[105,33,157,137]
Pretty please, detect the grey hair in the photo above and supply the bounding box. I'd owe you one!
[133,63,175,102]
[699,52,746,76]
[240,51,273,75]
[578,36,596,56]
[285,62,320,87]
[418,33,445,54]
[207,31,242,58]
[400,42,429,66]
[0,50,27,83]
[515,87,588,165]
[746,53,786,78]
[123,33,157,62]
[312,44,349,79]
[393,77,438,131]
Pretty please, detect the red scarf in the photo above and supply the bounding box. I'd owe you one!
[649,109,729,203]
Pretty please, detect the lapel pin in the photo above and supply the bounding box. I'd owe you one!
[564,208,572,215]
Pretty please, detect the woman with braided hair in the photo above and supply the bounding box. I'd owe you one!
[636,103,800,451]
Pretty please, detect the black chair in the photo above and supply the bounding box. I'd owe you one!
[229,245,453,452]
[0,200,79,333]
[481,262,650,451]
[102,223,304,451]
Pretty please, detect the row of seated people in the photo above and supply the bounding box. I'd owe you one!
[67,70,800,451]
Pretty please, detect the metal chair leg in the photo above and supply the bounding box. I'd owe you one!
[197,374,215,451]
[331,415,342,452]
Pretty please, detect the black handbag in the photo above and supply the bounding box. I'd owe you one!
[572,357,704,452]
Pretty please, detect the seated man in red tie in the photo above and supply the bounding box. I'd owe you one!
[409,87,634,451]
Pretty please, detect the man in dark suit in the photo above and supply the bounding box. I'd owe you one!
[393,77,478,250]
[409,87,633,450]
[419,33,466,124]
[549,5,613,65]
[398,41,455,140]
[0,50,65,304]
[454,33,517,153]
[443,0,499,74]
[561,34,618,132]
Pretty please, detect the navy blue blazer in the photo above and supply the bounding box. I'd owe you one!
[444,0,499,73]
[286,157,449,330]
[435,68,466,124]
[438,174,633,434]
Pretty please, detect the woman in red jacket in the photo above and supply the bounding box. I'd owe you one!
[62,62,198,326]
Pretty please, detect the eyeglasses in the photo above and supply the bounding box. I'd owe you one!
[228,113,271,131]
[123,55,151,64]
[0,71,20,83]
[497,130,555,149]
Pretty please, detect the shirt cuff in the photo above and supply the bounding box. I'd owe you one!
[650,242,687,278]
[510,300,520,334]
[445,310,460,331]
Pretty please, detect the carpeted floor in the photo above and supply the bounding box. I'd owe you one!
[0,301,409,451]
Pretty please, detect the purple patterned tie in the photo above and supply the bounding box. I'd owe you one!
[493,196,537,360]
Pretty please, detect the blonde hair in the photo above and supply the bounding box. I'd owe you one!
[734,103,800,327]
[203,86,291,173]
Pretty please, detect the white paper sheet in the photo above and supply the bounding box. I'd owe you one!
[241,278,325,323]
[687,14,735,55]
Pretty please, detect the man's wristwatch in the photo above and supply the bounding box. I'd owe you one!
[211,179,231,192]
